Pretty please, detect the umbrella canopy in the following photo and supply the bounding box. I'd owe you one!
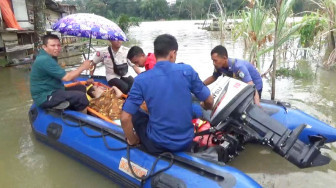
[52,13,127,41]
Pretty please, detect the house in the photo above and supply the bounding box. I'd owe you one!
[0,0,77,66]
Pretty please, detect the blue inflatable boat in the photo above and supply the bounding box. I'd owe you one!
[29,106,261,187]
[29,76,336,187]
[261,100,336,144]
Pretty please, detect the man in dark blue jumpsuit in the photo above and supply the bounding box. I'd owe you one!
[204,45,263,106]
[120,34,214,154]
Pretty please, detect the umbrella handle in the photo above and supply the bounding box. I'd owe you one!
[82,52,86,60]
[89,61,95,72]
[87,32,92,60]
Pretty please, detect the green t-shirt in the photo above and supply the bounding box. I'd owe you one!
[30,49,66,106]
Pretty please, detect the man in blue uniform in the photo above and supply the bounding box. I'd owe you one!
[121,34,214,154]
[203,45,263,106]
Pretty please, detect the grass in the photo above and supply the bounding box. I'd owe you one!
[277,60,314,79]
[0,58,8,67]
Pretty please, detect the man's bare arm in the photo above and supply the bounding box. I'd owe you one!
[202,94,214,110]
[62,60,91,81]
[132,65,142,74]
[120,111,140,145]
[246,81,260,106]
[203,76,216,86]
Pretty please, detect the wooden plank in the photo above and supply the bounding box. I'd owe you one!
[5,43,33,53]
[4,40,18,46]
[1,33,18,41]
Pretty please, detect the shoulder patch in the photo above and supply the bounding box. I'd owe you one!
[183,70,192,76]
[238,71,245,78]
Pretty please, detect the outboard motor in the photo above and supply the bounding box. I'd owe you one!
[209,76,331,168]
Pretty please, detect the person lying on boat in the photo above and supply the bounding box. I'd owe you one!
[203,45,263,106]
[30,34,92,112]
[87,84,147,120]
[87,85,125,120]
[86,84,123,101]
[127,46,156,72]
[88,40,141,94]
[120,34,214,154]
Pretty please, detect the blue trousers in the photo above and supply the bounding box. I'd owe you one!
[132,110,165,154]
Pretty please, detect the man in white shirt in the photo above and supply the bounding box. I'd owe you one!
[91,40,141,93]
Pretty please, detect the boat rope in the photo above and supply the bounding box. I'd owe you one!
[126,145,174,187]
[60,111,175,186]
[61,112,126,149]
[101,130,127,151]
[61,112,81,127]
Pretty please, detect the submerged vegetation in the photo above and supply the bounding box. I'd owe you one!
[277,60,314,79]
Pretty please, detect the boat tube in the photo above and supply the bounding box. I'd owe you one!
[260,100,336,144]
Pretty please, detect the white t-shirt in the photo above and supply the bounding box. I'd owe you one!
[92,46,135,81]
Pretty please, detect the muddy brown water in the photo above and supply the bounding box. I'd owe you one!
[1,20,335,187]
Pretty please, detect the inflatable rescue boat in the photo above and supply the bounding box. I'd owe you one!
[29,75,336,187]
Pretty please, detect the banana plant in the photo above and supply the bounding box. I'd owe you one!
[270,0,298,99]
[246,0,273,68]
[232,0,274,69]
[310,0,336,69]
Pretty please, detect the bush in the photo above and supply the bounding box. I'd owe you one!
[277,60,314,79]
[117,14,141,33]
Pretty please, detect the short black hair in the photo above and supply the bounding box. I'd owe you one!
[87,86,95,99]
[154,34,178,58]
[127,46,144,60]
[42,34,60,46]
[211,45,228,58]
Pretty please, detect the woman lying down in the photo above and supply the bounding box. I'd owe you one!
[86,84,147,121]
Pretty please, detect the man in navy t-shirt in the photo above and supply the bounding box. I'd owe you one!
[203,45,263,106]
[121,34,214,154]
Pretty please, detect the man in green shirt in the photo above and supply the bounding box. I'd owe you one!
[30,34,91,111]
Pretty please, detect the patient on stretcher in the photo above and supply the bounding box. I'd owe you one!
[87,85,125,120]
[87,84,147,121]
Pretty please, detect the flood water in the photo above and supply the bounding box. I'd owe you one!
[1,20,336,187]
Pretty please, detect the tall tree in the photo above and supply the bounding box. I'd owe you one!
[175,0,213,19]
[140,0,169,20]
[311,0,336,66]
[33,0,46,49]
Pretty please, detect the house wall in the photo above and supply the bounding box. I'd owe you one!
[45,9,61,31]
[0,32,34,63]
[12,0,34,29]
[0,8,3,30]
[0,37,4,48]
[60,5,77,16]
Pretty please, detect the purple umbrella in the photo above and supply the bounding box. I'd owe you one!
[52,13,127,59]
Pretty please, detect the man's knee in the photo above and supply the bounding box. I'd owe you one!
[108,78,129,94]
[77,91,89,106]
[69,91,89,111]
[66,84,86,93]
